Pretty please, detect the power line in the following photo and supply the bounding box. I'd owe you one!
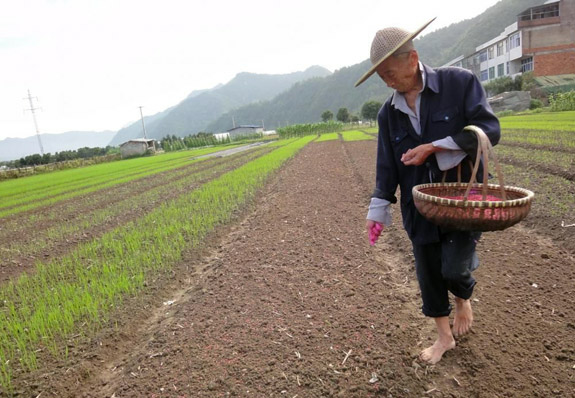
[24,89,44,155]
[138,106,148,139]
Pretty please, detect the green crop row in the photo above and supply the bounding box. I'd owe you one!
[0,145,243,218]
[0,135,313,393]
[499,110,575,131]
[1,147,271,266]
[316,133,340,142]
[341,130,375,142]
[495,144,574,174]
[500,129,575,149]
[500,163,574,220]
[361,127,378,134]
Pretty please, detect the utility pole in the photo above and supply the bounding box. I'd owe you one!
[138,106,148,139]
[232,116,236,128]
[24,89,44,155]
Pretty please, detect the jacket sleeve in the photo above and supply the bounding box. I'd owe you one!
[372,106,398,204]
[451,72,501,157]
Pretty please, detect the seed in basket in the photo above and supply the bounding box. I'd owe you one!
[443,194,503,201]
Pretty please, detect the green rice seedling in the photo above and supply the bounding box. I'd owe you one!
[0,145,245,218]
[341,130,375,142]
[0,136,314,392]
[362,127,378,134]
[501,129,575,150]
[316,133,339,142]
[495,144,574,173]
[499,110,575,131]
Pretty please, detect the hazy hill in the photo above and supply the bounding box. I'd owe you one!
[206,0,547,131]
[108,106,177,147]
[0,131,116,161]
[109,66,331,145]
[206,61,391,132]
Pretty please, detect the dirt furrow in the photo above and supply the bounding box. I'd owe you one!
[11,139,575,397]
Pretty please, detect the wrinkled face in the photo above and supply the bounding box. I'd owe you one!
[375,51,420,93]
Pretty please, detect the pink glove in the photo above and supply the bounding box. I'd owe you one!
[369,223,384,246]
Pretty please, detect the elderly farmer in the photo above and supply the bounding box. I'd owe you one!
[357,18,500,364]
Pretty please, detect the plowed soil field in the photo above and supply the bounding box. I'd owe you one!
[9,139,575,397]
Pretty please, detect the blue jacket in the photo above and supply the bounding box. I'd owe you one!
[374,64,500,245]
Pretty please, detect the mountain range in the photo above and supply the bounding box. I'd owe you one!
[0,131,116,162]
[109,66,331,145]
[1,0,546,161]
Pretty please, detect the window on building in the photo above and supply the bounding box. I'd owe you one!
[509,33,520,49]
[497,42,504,56]
[479,50,487,63]
[519,3,559,21]
[489,67,495,79]
[497,63,505,77]
[480,70,488,81]
[488,47,495,59]
[521,57,533,72]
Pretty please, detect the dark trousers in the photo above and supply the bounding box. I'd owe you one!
[412,231,481,318]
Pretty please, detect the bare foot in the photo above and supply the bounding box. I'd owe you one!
[453,297,473,337]
[419,337,456,364]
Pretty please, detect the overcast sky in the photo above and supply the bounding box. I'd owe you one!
[0,0,502,140]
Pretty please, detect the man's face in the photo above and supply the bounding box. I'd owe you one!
[375,51,419,93]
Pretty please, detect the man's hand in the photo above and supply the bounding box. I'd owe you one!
[366,220,384,246]
[401,143,442,166]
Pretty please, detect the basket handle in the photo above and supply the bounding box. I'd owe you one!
[463,125,507,201]
[441,159,475,184]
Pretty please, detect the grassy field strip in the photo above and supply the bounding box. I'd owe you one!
[316,133,340,142]
[2,146,271,231]
[361,127,378,134]
[0,146,247,218]
[0,146,231,200]
[1,147,272,266]
[500,129,575,149]
[495,144,575,176]
[341,130,376,141]
[0,136,313,392]
[265,137,300,147]
[0,146,237,212]
[499,111,575,131]
[500,163,574,219]
[0,145,243,201]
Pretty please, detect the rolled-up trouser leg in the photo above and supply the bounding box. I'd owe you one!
[440,230,481,300]
[412,231,481,317]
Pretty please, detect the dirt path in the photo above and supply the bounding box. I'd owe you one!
[17,139,575,397]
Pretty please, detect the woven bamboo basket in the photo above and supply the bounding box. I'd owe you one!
[412,125,534,231]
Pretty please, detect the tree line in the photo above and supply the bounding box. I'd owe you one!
[3,146,117,168]
[321,100,383,123]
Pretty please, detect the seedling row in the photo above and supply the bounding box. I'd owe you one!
[0,147,272,273]
[0,136,314,392]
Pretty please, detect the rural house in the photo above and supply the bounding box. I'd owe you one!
[119,138,157,158]
[443,0,575,84]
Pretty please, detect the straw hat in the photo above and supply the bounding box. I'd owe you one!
[355,18,436,87]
